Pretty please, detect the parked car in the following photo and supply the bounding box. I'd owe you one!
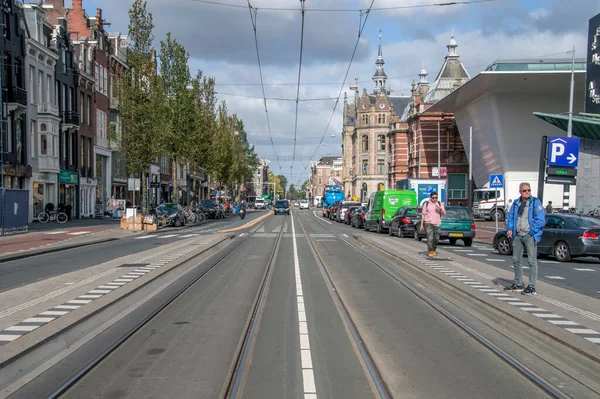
[351,207,366,229]
[389,206,420,238]
[337,201,361,223]
[274,199,291,215]
[300,199,309,209]
[157,203,186,226]
[364,190,418,233]
[199,199,219,219]
[414,206,475,246]
[345,205,361,225]
[493,214,600,262]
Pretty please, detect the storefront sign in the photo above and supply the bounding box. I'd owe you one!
[32,172,57,184]
[587,13,600,113]
[2,164,32,178]
[59,170,79,184]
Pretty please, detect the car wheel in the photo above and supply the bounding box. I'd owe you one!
[376,222,382,234]
[364,222,369,232]
[491,208,505,222]
[497,236,511,255]
[449,238,457,245]
[553,241,571,262]
[463,238,473,247]
[388,225,394,237]
[414,228,422,241]
[397,228,404,239]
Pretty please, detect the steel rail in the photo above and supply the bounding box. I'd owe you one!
[297,211,570,399]
[45,213,277,399]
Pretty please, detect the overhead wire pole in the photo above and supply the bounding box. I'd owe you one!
[247,1,283,174]
[291,0,306,178]
[303,0,377,171]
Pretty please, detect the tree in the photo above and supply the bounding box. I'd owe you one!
[288,184,297,200]
[119,0,169,213]
[160,33,195,204]
[277,174,288,197]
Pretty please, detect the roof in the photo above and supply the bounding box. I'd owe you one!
[533,112,600,140]
[317,156,339,166]
[366,95,410,115]
[485,58,587,72]
[423,56,470,104]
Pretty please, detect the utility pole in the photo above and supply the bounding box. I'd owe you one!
[468,126,473,209]
[437,121,441,178]
[567,45,575,138]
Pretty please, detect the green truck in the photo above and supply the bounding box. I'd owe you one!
[364,189,418,233]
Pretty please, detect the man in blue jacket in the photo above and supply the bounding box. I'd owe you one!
[504,182,546,295]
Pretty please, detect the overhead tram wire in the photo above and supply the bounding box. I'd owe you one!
[303,0,376,171]
[246,1,283,173]
[190,0,495,12]
[291,0,306,178]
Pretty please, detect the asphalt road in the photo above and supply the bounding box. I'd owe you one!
[14,210,548,398]
[0,211,267,293]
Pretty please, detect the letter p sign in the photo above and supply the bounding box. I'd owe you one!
[550,142,564,163]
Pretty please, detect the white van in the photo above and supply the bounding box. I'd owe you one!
[255,198,266,209]
[299,199,309,209]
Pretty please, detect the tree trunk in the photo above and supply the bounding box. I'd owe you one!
[172,158,178,204]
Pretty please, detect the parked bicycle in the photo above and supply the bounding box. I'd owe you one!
[38,210,68,224]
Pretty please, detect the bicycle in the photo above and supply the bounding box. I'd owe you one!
[38,210,68,224]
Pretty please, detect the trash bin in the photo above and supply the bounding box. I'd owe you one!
[234,205,239,214]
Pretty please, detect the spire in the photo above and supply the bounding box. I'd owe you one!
[372,29,387,94]
[419,61,428,84]
[447,30,458,57]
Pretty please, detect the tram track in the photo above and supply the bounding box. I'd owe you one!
[297,210,573,399]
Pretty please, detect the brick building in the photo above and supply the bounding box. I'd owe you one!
[310,156,338,199]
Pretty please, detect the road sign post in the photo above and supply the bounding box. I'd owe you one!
[489,174,504,232]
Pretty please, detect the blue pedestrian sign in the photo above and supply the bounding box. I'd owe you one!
[489,174,504,188]
[547,136,580,167]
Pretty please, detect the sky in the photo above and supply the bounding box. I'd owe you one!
[69,0,599,187]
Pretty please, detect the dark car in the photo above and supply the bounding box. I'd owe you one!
[345,206,360,225]
[389,206,420,238]
[414,206,476,246]
[351,207,366,229]
[157,203,186,227]
[493,214,600,262]
[199,199,220,219]
[274,200,290,215]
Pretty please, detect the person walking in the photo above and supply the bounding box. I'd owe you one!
[420,192,446,257]
[545,201,553,214]
[504,182,546,295]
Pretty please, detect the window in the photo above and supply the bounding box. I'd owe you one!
[448,173,467,199]
[318,187,323,195]
[97,110,107,139]
[361,159,369,174]
[361,114,368,125]
[62,51,66,74]
[38,70,43,104]
[87,138,92,167]
[103,67,108,96]
[55,80,59,106]
[377,159,385,174]
[70,132,76,166]
[318,177,322,185]
[46,74,51,104]
[40,134,47,155]
[377,135,385,151]
[81,139,85,167]
[87,95,92,125]
[545,216,565,229]
[29,66,35,104]
[361,135,369,152]
[30,121,35,159]
[95,62,100,91]
[3,11,11,41]
[377,114,386,124]
[80,91,84,117]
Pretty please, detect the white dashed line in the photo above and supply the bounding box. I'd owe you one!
[486,258,505,262]
[67,231,91,236]
[573,268,595,272]
[291,215,317,398]
[545,276,565,280]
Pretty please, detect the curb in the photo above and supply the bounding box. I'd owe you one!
[218,212,272,233]
[0,237,122,263]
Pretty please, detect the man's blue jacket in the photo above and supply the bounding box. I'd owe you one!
[506,196,546,243]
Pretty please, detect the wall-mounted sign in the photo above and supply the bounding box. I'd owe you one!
[59,170,79,184]
[586,13,600,114]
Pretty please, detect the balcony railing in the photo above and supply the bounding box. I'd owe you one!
[38,155,60,172]
[8,87,27,106]
[38,103,59,116]
[62,111,80,126]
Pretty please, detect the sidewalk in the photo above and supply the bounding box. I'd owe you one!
[0,226,145,262]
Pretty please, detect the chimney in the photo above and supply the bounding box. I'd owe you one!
[96,8,103,28]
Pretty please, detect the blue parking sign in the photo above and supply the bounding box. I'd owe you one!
[547,136,579,167]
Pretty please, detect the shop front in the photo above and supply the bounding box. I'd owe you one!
[2,164,32,189]
[32,172,58,217]
[59,170,79,220]
[80,176,97,218]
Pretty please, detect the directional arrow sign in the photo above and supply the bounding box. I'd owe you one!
[547,136,580,167]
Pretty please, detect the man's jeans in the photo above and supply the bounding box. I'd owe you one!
[424,223,440,252]
[512,234,538,289]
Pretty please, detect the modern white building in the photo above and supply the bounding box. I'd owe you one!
[23,4,60,221]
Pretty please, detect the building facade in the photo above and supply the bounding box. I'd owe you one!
[23,4,60,221]
[1,0,30,192]
[310,156,337,198]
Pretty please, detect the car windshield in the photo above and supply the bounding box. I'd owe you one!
[443,207,471,220]
[275,200,289,207]
[200,200,216,207]
[342,202,360,209]
[570,216,600,228]
[404,208,418,216]
[158,203,178,212]
[348,206,359,212]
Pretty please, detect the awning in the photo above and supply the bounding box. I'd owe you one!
[533,112,600,140]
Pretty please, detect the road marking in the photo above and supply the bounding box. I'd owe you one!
[544,276,565,280]
[452,249,473,252]
[343,234,349,238]
[586,337,600,344]
[44,231,68,235]
[467,253,487,256]
[239,233,246,237]
[486,258,505,262]
[564,328,600,335]
[0,335,20,341]
[573,268,595,272]
[134,235,153,239]
[549,320,581,326]
[23,317,55,323]
[532,313,563,319]
[67,231,90,235]
[539,260,559,264]
[5,325,40,332]
[291,214,317,398]
[180,234,200,238]
[157,234,178,239]
[39,310,70,316]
